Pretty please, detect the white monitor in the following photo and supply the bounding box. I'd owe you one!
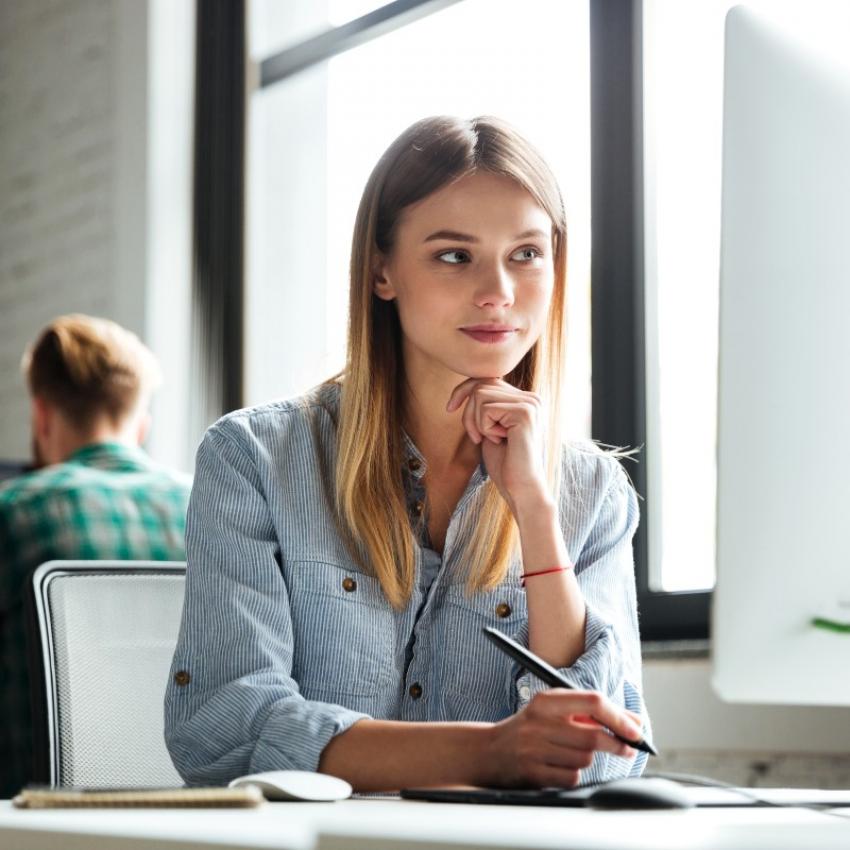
[713,5,850,705]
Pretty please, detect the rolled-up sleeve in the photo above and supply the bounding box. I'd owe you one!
[514,461,650,783]
[164,421,368,785]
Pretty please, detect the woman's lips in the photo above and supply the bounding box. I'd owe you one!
[460,327,518,344]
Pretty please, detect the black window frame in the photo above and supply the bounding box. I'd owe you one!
[589,0,710,642]
[194,0,710,642]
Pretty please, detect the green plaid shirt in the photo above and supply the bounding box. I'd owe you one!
[0,442,191,795]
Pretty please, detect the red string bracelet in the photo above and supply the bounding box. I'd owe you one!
[520,565,574,587]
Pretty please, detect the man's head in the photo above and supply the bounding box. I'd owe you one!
[22,314,162,467]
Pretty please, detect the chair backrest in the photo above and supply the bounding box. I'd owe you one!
[31,561,186,788]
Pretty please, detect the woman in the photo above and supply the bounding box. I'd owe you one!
[165,116,650,791]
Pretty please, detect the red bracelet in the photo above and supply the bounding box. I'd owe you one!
[520,565,574,587]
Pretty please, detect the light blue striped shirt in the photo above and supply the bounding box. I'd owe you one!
[164,383,649,785]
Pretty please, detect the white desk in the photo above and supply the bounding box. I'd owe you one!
[1,798,849,850]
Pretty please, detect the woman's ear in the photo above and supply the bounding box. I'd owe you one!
[372,255,397,302]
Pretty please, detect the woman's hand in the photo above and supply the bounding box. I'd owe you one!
[446,378,548,514]
[480,690,642,788]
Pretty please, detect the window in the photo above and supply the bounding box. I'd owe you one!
[641,0,850,635]
[246,0,593,442]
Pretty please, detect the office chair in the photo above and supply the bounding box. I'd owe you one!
[28,561,187,788]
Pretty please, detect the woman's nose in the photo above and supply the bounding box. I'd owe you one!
[473,263,515,308]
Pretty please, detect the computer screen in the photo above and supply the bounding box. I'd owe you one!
[712,6,850,705]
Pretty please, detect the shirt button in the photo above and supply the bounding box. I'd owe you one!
[408,458,422,472]
[409,682,423,699]
[495,602,512,618]
[174,670,191,687]
[519,685,531,701]
[342,577,357,592]
[413,500,425,516]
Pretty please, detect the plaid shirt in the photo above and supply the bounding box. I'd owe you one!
[0,442,190,796]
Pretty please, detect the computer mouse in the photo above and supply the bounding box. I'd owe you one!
[228,770,353,802]
[587,777,694,810]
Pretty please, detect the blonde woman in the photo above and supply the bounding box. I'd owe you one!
[165,116,651,792]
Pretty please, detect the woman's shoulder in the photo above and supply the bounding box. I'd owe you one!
[559,438,639,505]
[203,382,341,449]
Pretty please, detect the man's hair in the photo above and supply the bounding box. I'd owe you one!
[22,314,162,431]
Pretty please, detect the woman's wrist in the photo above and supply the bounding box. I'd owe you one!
[508,487,557,529]
[470,722,501,787]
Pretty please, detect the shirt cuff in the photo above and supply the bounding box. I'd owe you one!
[249,699,370,775]
[512,604,648,783]
[514,602,619,703]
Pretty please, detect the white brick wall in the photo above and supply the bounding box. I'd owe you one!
[0,0,119,459]
[0,0,195,470]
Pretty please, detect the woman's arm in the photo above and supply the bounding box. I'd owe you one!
[445,377,588,666]
[512,495,586,667]
[164,421,369,785]
[320,695,639,792]
[514,460,650,782]
[446,379,649,783]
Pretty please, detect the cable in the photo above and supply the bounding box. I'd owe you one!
[644,770,850,823]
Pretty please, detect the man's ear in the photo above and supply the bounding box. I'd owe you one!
[372,254,397,302]
[135,410,152,447]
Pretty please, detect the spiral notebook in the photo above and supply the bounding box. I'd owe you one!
[13,785,265,809]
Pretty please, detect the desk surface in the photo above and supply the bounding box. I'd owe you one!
[1,797,849,850]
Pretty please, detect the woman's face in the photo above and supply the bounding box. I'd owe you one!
[374,171,556,384]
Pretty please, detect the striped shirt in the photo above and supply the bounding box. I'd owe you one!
[165,383,649,786]
[0,442,191,797]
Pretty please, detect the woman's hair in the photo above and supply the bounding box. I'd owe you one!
[332,115,571,608]
[22,313,161,432]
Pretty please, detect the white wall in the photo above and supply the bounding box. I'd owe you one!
[0,0,119,458]
[643,658,850,786]
[0,0,195,471]
[645,658,850,754]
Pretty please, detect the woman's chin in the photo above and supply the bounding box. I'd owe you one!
[453,356,523,381]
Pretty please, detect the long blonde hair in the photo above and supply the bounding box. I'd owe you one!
[332,116,571,609]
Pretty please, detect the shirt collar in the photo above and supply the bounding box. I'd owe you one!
[66,442,150,472]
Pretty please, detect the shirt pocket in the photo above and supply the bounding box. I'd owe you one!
[438,582,528,706]
[288,560,395,698]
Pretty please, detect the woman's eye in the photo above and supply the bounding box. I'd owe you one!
[436,250,471,265]
[511,246,543,262]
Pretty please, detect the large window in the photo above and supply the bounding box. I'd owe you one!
[642,0,850,618]
[246,0,594,441]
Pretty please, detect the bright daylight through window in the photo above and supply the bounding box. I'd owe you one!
[644,0,850,593]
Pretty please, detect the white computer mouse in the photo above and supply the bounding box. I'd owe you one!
[228,770,353,802]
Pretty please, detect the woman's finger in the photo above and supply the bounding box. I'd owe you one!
[533,690,644,743]
[460,384,483,444]
[471,389,532,441]
[480,401,535,432]
[446,377,501,412]
[447,379,538,413]
[542,723,635,758]
[524,765,582,790]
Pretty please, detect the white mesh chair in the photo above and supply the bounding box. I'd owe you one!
[30,561,186,788]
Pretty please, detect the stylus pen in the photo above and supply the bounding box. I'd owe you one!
[483,626,658,756]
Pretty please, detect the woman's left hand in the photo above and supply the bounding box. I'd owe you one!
[446,378,548,514]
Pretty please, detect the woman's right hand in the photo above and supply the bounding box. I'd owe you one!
[480,689,643,788]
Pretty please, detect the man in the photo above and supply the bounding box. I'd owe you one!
[0,314,191,796]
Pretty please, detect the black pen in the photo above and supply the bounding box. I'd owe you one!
[483,626,658,756]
